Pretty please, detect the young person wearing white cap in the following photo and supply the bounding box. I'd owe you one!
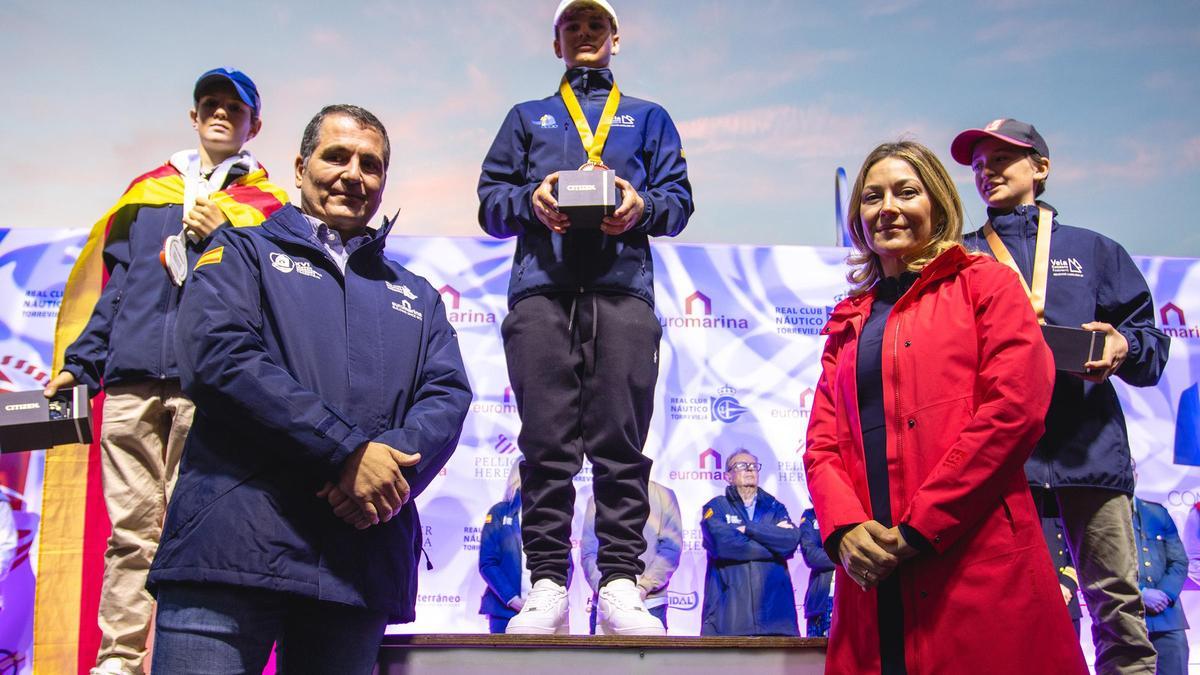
[478,0,693,636]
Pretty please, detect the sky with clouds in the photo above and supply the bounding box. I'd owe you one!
[3,0,1198,257]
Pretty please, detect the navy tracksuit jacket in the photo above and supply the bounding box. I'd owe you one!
[477,66,693,308]
[63,165,251,392]
[798,507,834,621]
[963,204,1170,493]
[148,204,472,621]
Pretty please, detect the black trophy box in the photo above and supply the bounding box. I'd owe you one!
[556,169,617,230]
[1040,325,1104,374]
[0,385,92,453]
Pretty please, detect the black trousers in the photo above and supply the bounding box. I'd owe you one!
[501,292,660,587]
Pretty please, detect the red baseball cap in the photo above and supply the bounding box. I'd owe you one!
[951,118,1049,166]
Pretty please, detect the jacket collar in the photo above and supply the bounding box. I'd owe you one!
[262,203,395,260]
[563,67,615,96]
[724,486,773,517]
[986,201,1059,237]
[823,245,978,335]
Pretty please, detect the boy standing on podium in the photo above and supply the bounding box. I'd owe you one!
[477,0,693,637]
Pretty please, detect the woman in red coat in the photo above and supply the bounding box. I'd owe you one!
[804,141,1087,674]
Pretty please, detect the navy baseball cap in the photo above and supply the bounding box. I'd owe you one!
[193,67,261,115]
[950,118,1049,166]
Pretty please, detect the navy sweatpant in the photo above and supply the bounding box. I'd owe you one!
[501,292,660,587]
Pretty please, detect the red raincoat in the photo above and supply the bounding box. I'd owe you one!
[804,246,1087,674]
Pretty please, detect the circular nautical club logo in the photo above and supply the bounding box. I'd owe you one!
[710,386,749,423]
[269,252,295,273]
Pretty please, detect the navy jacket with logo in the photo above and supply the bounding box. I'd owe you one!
[700,487,801,636]
[63,167,251,393]
[477,66,693,308]
[478,495,523,620]
[963,204,1170,493]
[477,494,574,619]
[798,507,834,621]
[1133,498,1190,633]
[148,204,472,621]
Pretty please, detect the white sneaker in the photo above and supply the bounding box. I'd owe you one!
[505,579,569,635]
[90,657,140,675]
[597,578,665,636]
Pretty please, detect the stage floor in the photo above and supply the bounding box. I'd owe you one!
[377,634,827,674]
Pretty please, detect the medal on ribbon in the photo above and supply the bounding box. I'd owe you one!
[983,207,1053,323]
[160,234,189,286]
[559,76,621,170]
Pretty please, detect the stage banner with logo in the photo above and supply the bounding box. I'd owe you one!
[0,228,1197,671]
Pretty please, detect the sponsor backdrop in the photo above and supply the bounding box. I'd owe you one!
[0,228,1197,667]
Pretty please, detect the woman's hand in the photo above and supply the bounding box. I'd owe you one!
[838,521,900,590]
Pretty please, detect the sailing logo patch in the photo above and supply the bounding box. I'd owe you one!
[1050,258,1084,278]
[387,281,418,300]
[392,299,423,321]
[269,252,294,273]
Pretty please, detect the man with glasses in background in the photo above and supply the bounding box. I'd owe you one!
[700,449,802,636]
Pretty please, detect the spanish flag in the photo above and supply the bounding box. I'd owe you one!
[34,163,287,673]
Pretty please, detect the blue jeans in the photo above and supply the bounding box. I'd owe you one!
[806,609,831,638]
[152,583,388,675]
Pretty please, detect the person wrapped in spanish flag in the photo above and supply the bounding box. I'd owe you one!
[42,67,286,675]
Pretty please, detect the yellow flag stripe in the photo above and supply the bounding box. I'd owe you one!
[194,246,224,270]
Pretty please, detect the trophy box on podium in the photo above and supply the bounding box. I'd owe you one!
[556,169,617,230]
[1041,325,1104,374]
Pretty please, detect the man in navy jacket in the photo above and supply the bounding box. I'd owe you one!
[148,105,471,674]
[798,507,834,637]
[478,466,575,633]
[701,449,801,636]
[1133,496,1190,675]
[477,0,692,636]
[478,486,525,634]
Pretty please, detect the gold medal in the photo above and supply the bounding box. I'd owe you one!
[560,76,621,168]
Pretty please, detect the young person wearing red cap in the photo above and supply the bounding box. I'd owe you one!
[477,0,693,636]
[953,119,1170,674]
[44,67,284,675]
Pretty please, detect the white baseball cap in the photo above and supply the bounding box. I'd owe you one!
[553,0,619,33]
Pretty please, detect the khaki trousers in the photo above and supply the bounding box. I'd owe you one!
[1056,487,1158,675]
[93,380,193,674]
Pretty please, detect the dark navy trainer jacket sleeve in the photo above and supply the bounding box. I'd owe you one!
[478,106,537,239]
[1096,240,1170,387]
[702,500,777,562]
[634,105,693,238]
[374,294,472,500]
[62,236,132,394]
[799,510,836,573]
[743,501,802,559]
[478,502,520,605]
[175,232,371,475]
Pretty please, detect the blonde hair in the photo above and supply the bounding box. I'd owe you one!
[505,461,522,502]
[846,141,964,296]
